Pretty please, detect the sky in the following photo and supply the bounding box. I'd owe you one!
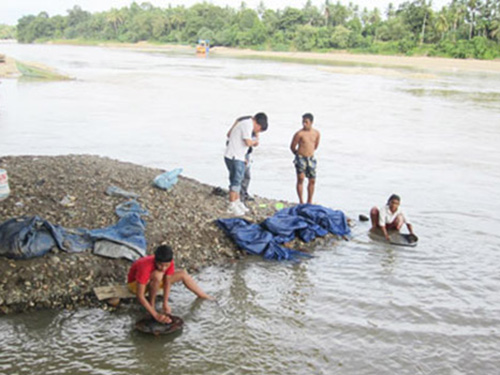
[1,0,451,25]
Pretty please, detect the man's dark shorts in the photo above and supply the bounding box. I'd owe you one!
[294,155,317,179]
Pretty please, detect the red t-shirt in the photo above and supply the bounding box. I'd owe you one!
[127,255,175,284]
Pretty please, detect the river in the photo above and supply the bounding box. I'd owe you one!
[0,43,499,374]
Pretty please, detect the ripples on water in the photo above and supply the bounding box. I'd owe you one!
[1,250,499,375]
[1,44,500,374]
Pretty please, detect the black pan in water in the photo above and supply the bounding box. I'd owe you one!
[135,315,184,336]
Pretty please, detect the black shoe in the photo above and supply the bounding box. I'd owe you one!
[212,187,226,197]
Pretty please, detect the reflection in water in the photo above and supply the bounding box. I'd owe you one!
[1,44,500,374]
[380,248,396,273]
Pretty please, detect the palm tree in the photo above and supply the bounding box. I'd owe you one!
[106,8,123,35]
[467,0,478,40]
[435,12,450,40]
[450,0,466,42]
[169,8,186,31]
[420,0,432,45]
[386,3,395,19]
[491,18,500,41]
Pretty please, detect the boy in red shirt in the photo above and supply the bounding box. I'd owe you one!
[128,245,213,323]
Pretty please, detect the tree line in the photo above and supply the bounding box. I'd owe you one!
[12,0,500,59]
[0,25,16,39]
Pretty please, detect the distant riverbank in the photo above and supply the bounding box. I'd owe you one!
[92,41,500,74]
[3,40,499,76]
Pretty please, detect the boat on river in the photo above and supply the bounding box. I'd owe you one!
[196,39,210,55]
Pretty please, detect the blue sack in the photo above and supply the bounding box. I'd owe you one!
[154,168,183,190]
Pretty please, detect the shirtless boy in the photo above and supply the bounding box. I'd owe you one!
[290,113,321,204]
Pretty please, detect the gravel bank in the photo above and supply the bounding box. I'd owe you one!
[0,54,19,78]
[0,155,306,314]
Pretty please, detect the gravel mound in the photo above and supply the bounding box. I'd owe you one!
[0,155,290,314]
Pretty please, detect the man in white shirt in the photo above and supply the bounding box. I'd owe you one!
[370,194,416,241]
[224,113,268,216]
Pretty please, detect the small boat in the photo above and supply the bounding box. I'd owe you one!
[196,39,210,55]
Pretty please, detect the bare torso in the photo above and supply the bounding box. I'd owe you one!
[291,128,320,157]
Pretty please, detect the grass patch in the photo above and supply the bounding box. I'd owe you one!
[44,38,103,46]
[15,61,71,81]
[403,88,500,105]
[224,53,377,68]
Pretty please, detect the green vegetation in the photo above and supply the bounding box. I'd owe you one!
[0,24,16,39]
[15,61,72,80]
[403,88,500,109]
[15,1,500,60]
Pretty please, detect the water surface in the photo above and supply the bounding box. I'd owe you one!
[0,44,499,374]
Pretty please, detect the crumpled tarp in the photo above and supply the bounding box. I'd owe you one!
[106,185,139,199]
[154,168,182,191]
[217,204,350,261]
[0,200,147,261]
[89,212,146,261]
[115,200,149,218]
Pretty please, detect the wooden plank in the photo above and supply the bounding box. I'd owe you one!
[94,284,164,300]
[94,285,133,300]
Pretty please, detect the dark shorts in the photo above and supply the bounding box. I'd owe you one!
[294,155,317,179]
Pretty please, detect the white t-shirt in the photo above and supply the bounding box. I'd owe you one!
[224,118,253,161]
[378,205,410,227]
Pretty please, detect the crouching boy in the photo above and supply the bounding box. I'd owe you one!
[127,245,213,323]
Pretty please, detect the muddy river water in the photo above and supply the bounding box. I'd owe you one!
[0,44,499,374]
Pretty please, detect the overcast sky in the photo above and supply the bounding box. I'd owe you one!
[1,0,451,26]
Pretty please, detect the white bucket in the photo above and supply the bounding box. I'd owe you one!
[0,169,10,201]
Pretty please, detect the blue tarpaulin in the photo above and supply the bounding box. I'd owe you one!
[217,204,350,261]
[154,168,183,191]
[115,200,149,218]
[0,200,148,260]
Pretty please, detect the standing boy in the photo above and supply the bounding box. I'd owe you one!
[128,245,213,323]
[224,112,268,216]
[227,121,257,203]
[290,113,321,204]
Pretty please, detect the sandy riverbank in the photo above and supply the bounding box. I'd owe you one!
[0,52,70,79]
[97,41,500,74]
[0,155,332,315]
[4,41,500,76]
[213,47,500,74]
[0,55,19,78]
